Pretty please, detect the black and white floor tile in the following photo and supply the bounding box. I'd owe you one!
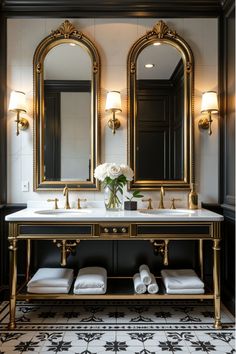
[0,300,235,353]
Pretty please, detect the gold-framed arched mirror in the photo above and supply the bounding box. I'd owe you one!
[127,21,194,190]
[33,20,100,191]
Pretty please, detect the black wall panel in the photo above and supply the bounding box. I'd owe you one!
[220,0,235,314]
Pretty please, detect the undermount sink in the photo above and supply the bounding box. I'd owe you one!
[139,209,195,216]
[34,209,92,215]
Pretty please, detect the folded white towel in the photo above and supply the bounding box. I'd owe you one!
[147,274,159,294]
[27,286,71,294]
[139,264,152,285]
[27,268,74,288]
[166,288,205,294]
[74,287,106,295]
[74,267,107,290]
[133,273,146,294]
[161,269,204,290]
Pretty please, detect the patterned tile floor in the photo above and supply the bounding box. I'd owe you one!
[0,300,235,353]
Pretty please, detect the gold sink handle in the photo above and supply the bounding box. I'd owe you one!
[142,198,153,210]
[47,198,59,209]
[77,198,87,209]
[170,198,182,209]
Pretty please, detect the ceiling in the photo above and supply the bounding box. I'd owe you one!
[137,43,182,80]
[44,44,91,81]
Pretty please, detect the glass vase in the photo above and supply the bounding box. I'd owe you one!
[104,185,123,211]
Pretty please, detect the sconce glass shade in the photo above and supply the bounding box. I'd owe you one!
[8,90,27,112]
[201,91,218,113]
[105,91,122,111]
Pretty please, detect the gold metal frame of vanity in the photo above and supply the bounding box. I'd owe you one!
[8,220,222,329]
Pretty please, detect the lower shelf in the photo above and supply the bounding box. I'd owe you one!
[16,277,214,300]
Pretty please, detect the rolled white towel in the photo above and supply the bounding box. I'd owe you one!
[74,287,106,295]
[74,267,107,291]
[166,288,205,294]
[147,274,159,294]
[161,269,204,290]
[133,273,146,294]
[139,264,152,285]
[27,268,74,288]
[27,285,72,294]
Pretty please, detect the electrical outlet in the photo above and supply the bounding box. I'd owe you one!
[22,180,29,192]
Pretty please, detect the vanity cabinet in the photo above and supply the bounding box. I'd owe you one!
[6,212,223,330]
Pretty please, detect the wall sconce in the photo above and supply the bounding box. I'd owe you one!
[8,90,29,136]
[105,91,122,134]
[199,91,219,135]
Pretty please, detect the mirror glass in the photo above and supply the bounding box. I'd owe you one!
[43,44,92,182]
[33,20,100,190]
[136,43,184,181]
[128,20,194,190]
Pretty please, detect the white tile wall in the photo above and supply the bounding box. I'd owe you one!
[7,18,219,206]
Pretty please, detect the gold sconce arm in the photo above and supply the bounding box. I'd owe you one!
[15,110,29,136]
[198,111,213,136]
[108,110,121,134]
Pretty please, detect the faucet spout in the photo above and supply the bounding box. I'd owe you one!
[158,186,165,209]
[63,186,70,209]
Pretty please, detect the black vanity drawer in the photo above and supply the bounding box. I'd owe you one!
[136,224,210,236]
[18,225,93,235]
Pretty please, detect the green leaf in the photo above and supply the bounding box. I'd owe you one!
[125,195,132,201]
[135,194,144,198]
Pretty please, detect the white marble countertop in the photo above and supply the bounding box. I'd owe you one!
[5,206,224,222]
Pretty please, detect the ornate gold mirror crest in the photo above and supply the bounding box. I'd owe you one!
[33,20,100,190]
[127,20,194,190]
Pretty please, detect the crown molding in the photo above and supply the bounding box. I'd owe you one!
[1,0,223,18]
[221,0,235,13]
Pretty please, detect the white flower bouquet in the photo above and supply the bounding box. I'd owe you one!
[94,163,134,210]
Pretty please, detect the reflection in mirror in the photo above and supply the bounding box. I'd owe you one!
[43,44,92,182]
[128,20,194,190]
[136,44,184,181]
[33,20,100,190]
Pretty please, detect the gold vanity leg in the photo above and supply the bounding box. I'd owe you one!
[213,238,222,329]
[8,234,18,330]
[164,240,169,266]
[199,239,204,280]
[26,239,31,282]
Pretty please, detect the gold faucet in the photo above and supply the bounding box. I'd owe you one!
[63,185,70,209]
[158,186,165,209]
